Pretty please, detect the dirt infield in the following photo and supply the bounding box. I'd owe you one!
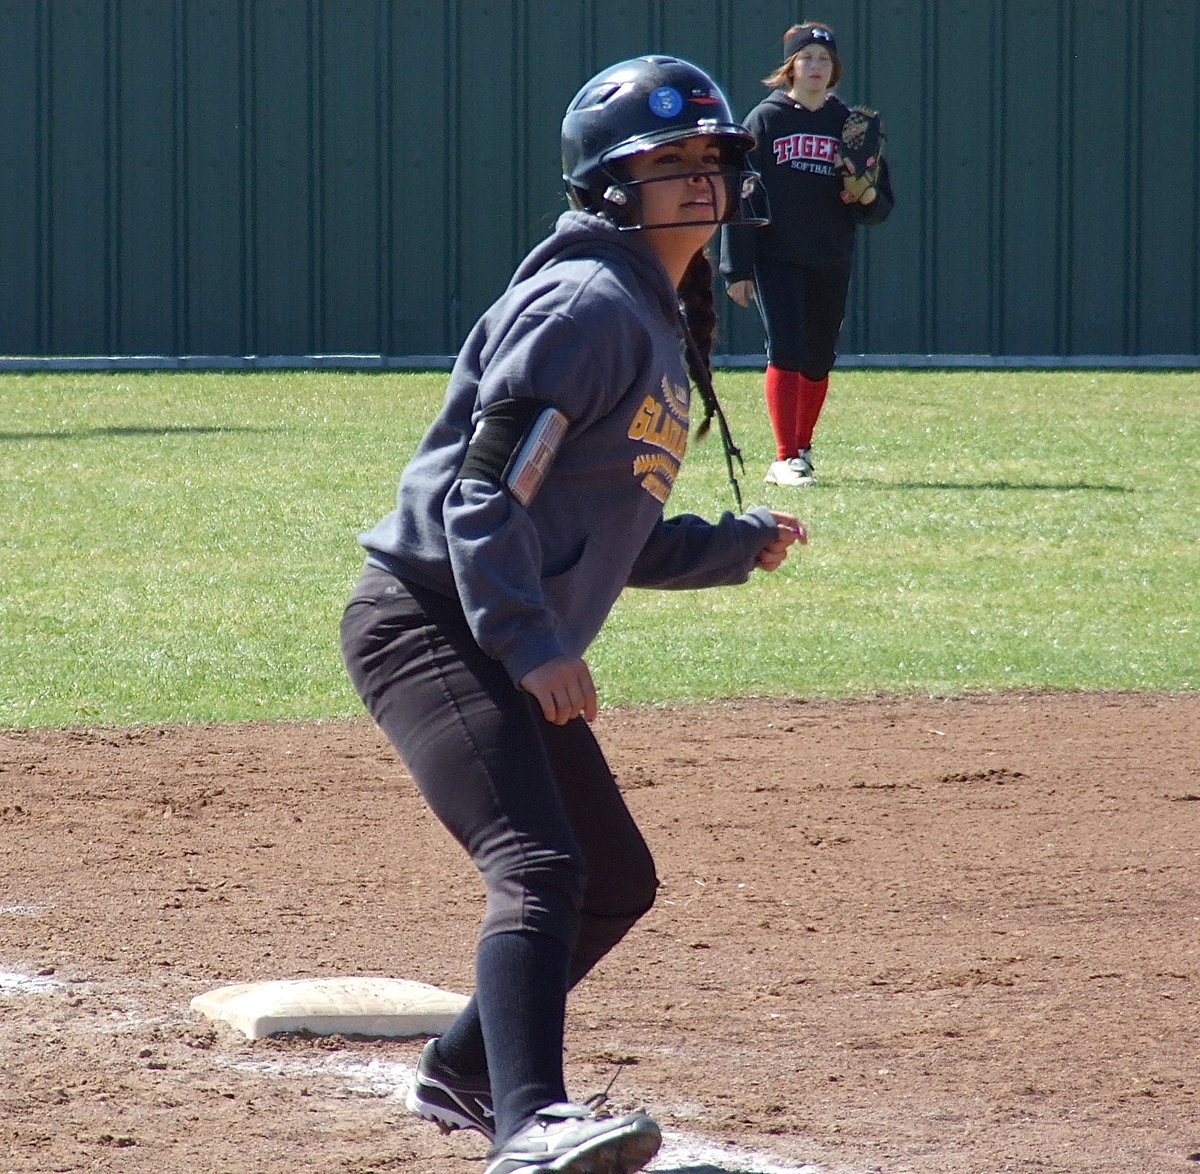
[2,692,1198,1174]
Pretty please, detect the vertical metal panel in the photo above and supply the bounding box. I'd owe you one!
[318,0,383,352]
[659,0,725,75]
[927,2,995,352]
[183,0,250,355]
[251,0,315,353]
[589,1,661,66]
[46,0,111,354]
[520,0,586,250]
[449,0,518,342]
[2,0,1198,361]
[843,0,929,355]
[385,0,452,356]
[998,0,1065,354]
[115,0,181,353]
[1067,0,1135,355]
[0,0,42,352]
[1136,0,1200,354]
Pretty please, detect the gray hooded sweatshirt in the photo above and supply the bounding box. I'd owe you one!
[360,210,777,685]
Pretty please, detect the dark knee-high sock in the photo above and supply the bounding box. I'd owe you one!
[432,994,487,1077]
[796,374,829,449]
[764,364,802,460]
[474,929,571,1144]
[434,907,643,1087]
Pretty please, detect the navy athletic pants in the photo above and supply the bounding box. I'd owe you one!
[340,564,658,1133]
[754,255,853,379]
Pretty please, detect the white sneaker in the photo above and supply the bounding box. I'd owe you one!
[483,1102,661,1174]
[764,450,815,486]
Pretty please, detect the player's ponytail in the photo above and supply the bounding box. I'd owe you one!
[680,250,717,391]
[679,249,744,509]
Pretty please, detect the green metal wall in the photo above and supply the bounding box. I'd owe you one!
[2,0,1198,364]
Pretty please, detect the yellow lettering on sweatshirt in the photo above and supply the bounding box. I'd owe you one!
[627,376,690,502]
[627,396,687,462]
[627,396,661,442]
[633,452,681,482]
[640,472,671,503]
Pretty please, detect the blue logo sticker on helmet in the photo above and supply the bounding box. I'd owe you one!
[648,86,684,118]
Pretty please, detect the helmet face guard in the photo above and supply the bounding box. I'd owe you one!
[561,56,770,231]
[591,156,768,233]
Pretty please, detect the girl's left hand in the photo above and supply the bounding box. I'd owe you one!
[840,185,878,205]
[755,512,807,572]
[520,654,599,725]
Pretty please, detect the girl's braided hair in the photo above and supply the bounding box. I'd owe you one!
[678,249,745,509]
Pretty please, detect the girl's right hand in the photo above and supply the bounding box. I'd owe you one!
[755,511,808,572]
[726,279,756,308]
[520,655,598,725]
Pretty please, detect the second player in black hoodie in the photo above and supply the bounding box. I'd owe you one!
[721,21,894,486]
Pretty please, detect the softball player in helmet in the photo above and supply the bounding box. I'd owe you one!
[341,55,805,1174]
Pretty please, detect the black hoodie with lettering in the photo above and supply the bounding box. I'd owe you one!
[721,91,893,280]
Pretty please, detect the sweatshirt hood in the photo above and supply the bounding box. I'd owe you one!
[508,210,683,327]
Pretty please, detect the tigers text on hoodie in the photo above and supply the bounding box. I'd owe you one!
[721,91,894,281]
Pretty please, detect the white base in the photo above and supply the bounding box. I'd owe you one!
[190,976,469,1040]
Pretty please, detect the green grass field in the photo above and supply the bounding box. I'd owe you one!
[2,368,1196,726]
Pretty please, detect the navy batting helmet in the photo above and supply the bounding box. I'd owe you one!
[561,56,768,230]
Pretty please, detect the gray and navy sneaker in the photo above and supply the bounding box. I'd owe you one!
[406,1038,495,1141]
[764,449,816,486]
[483,1102,661,1174]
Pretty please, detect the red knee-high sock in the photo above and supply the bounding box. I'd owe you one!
[795,375,829,450]
[765,364,803,460]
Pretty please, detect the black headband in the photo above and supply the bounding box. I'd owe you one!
[783,26,837,59]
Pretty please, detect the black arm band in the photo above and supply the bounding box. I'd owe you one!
[458,397,568,507]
